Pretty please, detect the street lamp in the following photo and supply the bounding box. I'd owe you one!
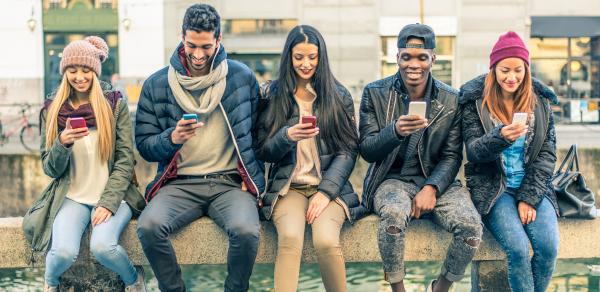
[419,0,424,24]
[27,6,36,32]
[122,5,131,31]
[122,17,131,31]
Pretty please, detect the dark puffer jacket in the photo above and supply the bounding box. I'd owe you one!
[459,74,558,216]
[256,81,360,221]
[355,73,463,218]
[135,43,265,196]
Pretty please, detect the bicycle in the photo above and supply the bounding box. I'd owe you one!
[0,103,40,153]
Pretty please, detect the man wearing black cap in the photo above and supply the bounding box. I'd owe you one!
[358,24,483,292]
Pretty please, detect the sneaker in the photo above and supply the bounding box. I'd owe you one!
[125,266,147,292]
[43,282,58,292]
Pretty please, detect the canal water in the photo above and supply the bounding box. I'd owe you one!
[1,259,599,291]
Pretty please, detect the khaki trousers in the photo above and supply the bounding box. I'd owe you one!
[272,188,347,292]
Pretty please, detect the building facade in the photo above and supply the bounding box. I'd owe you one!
[1,0,599,121]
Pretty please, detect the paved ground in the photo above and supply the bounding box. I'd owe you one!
[554,124,600,149]
[1,124,599,155]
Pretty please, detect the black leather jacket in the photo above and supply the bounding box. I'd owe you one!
[356,73,463,216]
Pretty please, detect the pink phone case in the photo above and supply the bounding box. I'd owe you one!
[302,116,317,128]
[69,117,86,129]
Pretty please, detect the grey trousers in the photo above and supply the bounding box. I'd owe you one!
[137,178,260,292]
[373,179,483,283]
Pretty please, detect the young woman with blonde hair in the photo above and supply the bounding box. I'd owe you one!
[22,36,146,291]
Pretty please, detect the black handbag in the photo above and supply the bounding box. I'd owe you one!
[552,144,598,219]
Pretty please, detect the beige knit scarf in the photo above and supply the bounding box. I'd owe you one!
[168,47,228,114]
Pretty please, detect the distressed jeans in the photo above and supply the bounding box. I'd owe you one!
[484,190,559,292]
[373,179,483,284]
[45,199,136,286]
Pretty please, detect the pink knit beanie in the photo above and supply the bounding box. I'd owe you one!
[489,31,529,69]
[60,36,109,76]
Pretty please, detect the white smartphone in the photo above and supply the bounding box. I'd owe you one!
[408,101,427,118]
[512,112,528,125]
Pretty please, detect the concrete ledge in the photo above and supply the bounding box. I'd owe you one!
[2,215,600,268]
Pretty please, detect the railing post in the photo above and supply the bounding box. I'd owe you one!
[471,260,510,292]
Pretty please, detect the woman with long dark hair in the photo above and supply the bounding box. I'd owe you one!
[256,25,359,292]
[460,31,559,292]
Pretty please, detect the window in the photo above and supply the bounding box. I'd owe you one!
[222,19,298,36]
[530,37,600,123]
[380,36,455,86]
[529,37,599,99]
[45,0,66,9]
[228,54,280,84]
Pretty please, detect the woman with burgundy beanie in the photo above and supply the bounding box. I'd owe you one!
[459,31,559,292]
[22,36,146,291]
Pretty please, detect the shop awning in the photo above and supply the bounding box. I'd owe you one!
[531,16,600,38]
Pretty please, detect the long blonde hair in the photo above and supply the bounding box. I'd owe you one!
[482,63,535,125]
[45,73,114,162]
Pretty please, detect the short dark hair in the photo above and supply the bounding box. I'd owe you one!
[182,4,220,38]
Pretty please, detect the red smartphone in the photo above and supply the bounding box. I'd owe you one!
[69,117,87,129]
[301,115,317,128]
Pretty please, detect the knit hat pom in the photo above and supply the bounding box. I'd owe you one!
[85,36,109,62]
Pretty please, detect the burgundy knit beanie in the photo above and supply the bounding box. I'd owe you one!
[60,36,109,76]
[489,31,529,69]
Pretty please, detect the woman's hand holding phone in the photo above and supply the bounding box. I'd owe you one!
[287,116,319,142]
[59,117,89,147]
[501,113,528,142]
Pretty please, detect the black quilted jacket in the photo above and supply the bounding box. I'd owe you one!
[255,81,360,221]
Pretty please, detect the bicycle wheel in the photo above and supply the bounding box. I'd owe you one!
[20,123,40,153]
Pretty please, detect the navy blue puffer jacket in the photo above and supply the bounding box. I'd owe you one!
[135,43,265,196]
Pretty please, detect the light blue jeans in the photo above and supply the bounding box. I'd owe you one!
[44,198,137,286]
[484,190,559,292]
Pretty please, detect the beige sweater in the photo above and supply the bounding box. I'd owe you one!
[66,130,109,205]
[176,107,237,175]
[290,95,322,187]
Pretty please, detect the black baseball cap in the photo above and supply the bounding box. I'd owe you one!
[397,23,436,49]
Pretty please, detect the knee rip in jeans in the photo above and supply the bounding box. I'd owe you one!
[386,225,403,235]
[464,237,481,248]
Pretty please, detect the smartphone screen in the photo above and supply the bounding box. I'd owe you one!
[182,113,199,123]
[408,101,427,118]
[512,112,528,125]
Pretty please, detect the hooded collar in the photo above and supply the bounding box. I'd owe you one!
[170,42,228,77]
[458,73,558,105]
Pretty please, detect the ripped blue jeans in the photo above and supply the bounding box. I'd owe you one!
[373,179,483,284]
